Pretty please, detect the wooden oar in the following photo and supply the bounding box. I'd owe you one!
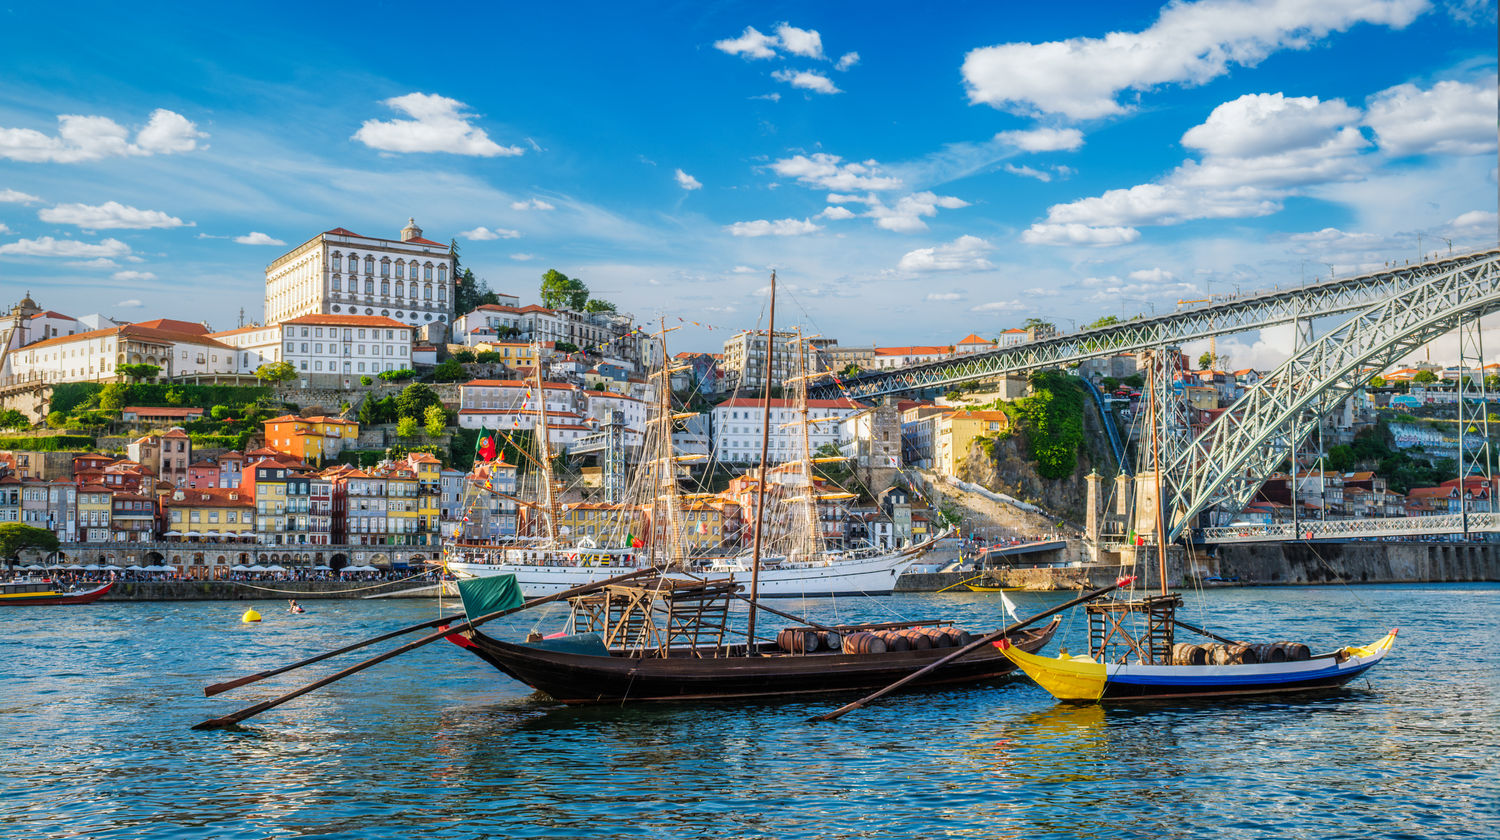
[204,612,464,696]
[808,575,1136,723]
[192,566,660,731]
[1173,617,1245,646]
[935,573,986,594]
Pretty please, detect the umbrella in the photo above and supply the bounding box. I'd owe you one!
[102,564,124,571]
[83,564,101,571]
[163,531,181,537]
[230,564,250,571]
[63,564,86,571]
[312,565,333,571]
[24,564,46,571]
[247,564,267,572]
[126,565,145,571]
[264,564,287,572]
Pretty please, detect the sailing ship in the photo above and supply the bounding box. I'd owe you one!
[444,309,938,597]
[995,348,1397,703]
[0,578,114,606]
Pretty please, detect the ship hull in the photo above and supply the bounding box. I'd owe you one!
[0,581,114,606]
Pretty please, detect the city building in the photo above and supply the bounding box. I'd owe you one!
[163,488,255,540]
[4,321,237,386]
[720,330,815,392]
[710,397,865,465]
[935,410,1011,477]
[211,314,415,386]
[263,415,361,466]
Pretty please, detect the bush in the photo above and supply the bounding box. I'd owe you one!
[49,383,101,416]
[475,351,501,364]
[0,434,94,451]
[451,350,476,364]
[433,358,465,382]
[210,405,233,420]
[190,432,252,450]
[360,375,374,386]
[396,416,419,438]
[377,368,417,382]
[0,409,29,430]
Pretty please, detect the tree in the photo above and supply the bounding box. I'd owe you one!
[451,349,476,363]
[433,358,465,382]
[553,341,579,354]
[396,416,419,439]
[0,523,59,561]
[539,268,589,310]
[395,383,442,420]
[210,405,233,420]
[98,383,131,410]
[584,298,616,313]
[1413,370,1439,384]
[1198,352,1215,370]
[840,363,862,377]
[377,368,417,382]
[1368,375,1387,389]
[165,387,186,405]
[474,350,501,364]
[360,375,374,386]
[1084,315,1120,329]
[117,363,159,382]
[0,409,28,430]
[255,361,298,383]
[1022,317,1055,333]
[423,403,447,437]
[45,412,68,429]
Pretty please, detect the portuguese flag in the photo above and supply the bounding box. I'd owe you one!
[475,426,497,463]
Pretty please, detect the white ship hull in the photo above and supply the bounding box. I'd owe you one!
[446,546,921,598]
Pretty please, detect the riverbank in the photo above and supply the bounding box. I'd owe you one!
[99,579,443,601]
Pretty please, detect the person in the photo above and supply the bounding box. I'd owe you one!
[288,599,304,614]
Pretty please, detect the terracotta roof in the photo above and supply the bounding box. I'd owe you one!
[957,333,990,344]
[20,323,233,352]
[30,310,74,320]
[165,488,253,508]
[281,314,414,329]
[324,227,363,237]
[404,236,445,247]
[873,345,950,356]
[131,318,209,335]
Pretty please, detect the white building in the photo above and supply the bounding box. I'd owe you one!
[710,397,865,465]
[720,330,816,392]
[4,321,237,386]
[209,314,413,386]
[263,218,454,333]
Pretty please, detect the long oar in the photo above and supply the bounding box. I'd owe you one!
[935,573,986,594]
[204,612,465,697]
[192,566,660,731]
[808,575,1136,723]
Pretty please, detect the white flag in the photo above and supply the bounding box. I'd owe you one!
[1000,591,1021,623]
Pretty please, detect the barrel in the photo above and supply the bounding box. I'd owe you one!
[1172,643,1208,666]
[777,628,821,654]
[1276,641,1311,662]
[878,631,911,652]
[1228,643,1259,664]
[1207,645,1232,665]
[1255,643,1287,663]
[819,630,844,652]
[900,629,934,651]
[923,628,955,648]
[842,631,887,655]
[949,629,975,646]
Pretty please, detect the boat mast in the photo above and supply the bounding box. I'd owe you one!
[532,341,560,542]
[652,318,686,568]
[793,329,821,561]
[1150,348,1169,595]
[746,270,776,650]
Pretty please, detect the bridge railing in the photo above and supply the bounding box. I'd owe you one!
[1199,513,1500,542]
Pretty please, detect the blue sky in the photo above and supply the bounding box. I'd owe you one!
[0,0,1495,361]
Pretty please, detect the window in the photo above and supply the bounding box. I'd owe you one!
[301,343,308,353]
[314,343,322,353]
[424,264,433,280]
[315,328,323,338]
[395,282,404,297]
[315,361,323,371]
[395,262,404,279]
[437,265,447,283]
[364,256,374,275]
[364,279,374,295]
[438,286,446,302]
[358,329,366,339]
[386,330,393,340]
[285,342,295,353]
[424,285,432,300]
[348,254,359,272]
[301,361,308,370]
[381,281,389,295]
[381,260,390,277]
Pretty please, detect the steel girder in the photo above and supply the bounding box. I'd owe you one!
[813,248,1500,400]
[1199,512,1500,543]
[1162,251,1500,542]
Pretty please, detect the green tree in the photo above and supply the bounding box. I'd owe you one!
[1368,375,1387,389]
[451,349,476,363]
[396,416,419,438]
[1198,352,1215,370]
[98,383,131,410]
[0,523,59,560]
[164,387,186,405]
[840,363,862,377]
[117,363,160,382]
[395,383,442,420]
[433,358,465,382]
[423,403,447,437]
[1084,315,1120,329]
[255,361,298,383]
[539,268,589,310]
[360,375,373,386]
[583,298,616,313]
[0,409,29,430]
[1413,370,1439,384]
[1022,317,1055,333]
[377,368,417,382]
[45,412,68,429]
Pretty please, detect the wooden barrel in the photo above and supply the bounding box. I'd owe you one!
[819,630,844,652]
[1275,641,1311,662]
[900,629,934,650]
[878,631,911,652]
[1256,643,1287,663]
[949,629,975,646]
[842,631,887,655]
[777,628,820,654]
[1172,643,1208,666]
[1207,645,1232,665]
[923,628,955,648]
[1228,643,1259,664]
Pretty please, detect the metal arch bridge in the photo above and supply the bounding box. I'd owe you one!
[1162,250,1500,542]
[810,248,1500,400]
[1199,513,1500,543]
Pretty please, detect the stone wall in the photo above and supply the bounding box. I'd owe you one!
[1212,540,1500,584]
[100,579,438,601]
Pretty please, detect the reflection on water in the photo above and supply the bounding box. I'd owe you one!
[1,585,1497,839]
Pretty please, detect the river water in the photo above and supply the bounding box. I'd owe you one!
[2,584,1496,839]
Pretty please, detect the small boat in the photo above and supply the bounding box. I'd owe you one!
[996,629,1397,702]
[964,583,1018,593]
[0,579,114,606]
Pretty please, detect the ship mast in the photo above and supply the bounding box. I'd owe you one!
[746,271,776,650]
[532,341,560,542]
[793,329,822,561]
[649,318,687,568]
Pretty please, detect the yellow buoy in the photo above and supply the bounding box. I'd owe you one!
[242,608,262,623]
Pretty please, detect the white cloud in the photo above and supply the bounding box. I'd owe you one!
[898,235,995,272]
[866,191,970,233]
[39,201,187,230]
[511,198,555,210]
[112,270,156,282]
[730,265,759,274]
[972,300,1028,313]
[0,109,204,163]
[68,257,118,269]
[353,93,523,157]
[1004,163,1052,181]
[115,298,143,308]
[0,223,7,233]
[1183,92,1361,158]
[962,0,1426,120]
[510,253,537,261]
[776,24,825,59]
[750,92,783,102]
[724,217,823,237]
[770,153,902,191]
[836,52,860,71]
[1448,210,1499,231]
[1285,226,1384,251]
[819,205,856,220]
[1021,223,1142,246]
[1364,77,1499,157]
[1,189,40,203]
[1128,267,1178,283]
[715,26,780,59]
[996,127,1084,152]
[772,69,841,95]
[460,226,521,240]
[674,169,702,190]
[0,236,131,257]
[926,292,962,301]
[234,231,285,246]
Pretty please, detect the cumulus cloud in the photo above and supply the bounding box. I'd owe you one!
[674,169,702,190]
[353,93,523,157]
[1128,267,1178,283]
[68,257,118,269]
[511,198,554,211]
[926,292,962,301]
[962,0,1426,120]
[770,153,902,191]
[996,127,1084,152]
[115,298,143,308]
[750,92,782,102]
[0,109,204,163]
[0,236,131,257]
[772,69,841,94]
[0,223,7,233]
[730,265,759,274]
[972,300,1027,313]
[1364,77,1498,157]
[1,189,40,203]
[836,52,860,71]
[1448,210,1499,231]
[819,205,856,220]
[234,231,285,246]
[1021,223,1141,246]
[898,235,995,272]
[39,201,187,230]
[510,253,537,261]
[865,192,970,233]
[776,24,824,59]
[716,23,837,62]
[460,226,521,240]
[724,217,823,237]
[714,26,780,59]
[112,270,156,282]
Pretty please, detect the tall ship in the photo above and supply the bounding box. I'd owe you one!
[445,304,940,597]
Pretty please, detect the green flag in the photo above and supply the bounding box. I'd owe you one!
[457,574,523,623]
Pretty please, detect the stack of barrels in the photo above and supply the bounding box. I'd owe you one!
[774,626,977,655]
[1171,641,1312,665]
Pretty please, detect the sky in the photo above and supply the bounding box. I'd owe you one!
[0,0,1495,365]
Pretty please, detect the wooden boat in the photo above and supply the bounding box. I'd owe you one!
[964,583,1018,592]
[0,579,114,606]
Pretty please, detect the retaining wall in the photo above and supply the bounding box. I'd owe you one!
[100,579,439,601]
[1212,540,1500,584]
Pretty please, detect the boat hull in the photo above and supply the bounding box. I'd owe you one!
[0,581,114,606]
[450,619,1060,704]
[997,630,1398,703]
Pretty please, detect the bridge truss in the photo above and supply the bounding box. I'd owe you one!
[812,249,1500,400]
